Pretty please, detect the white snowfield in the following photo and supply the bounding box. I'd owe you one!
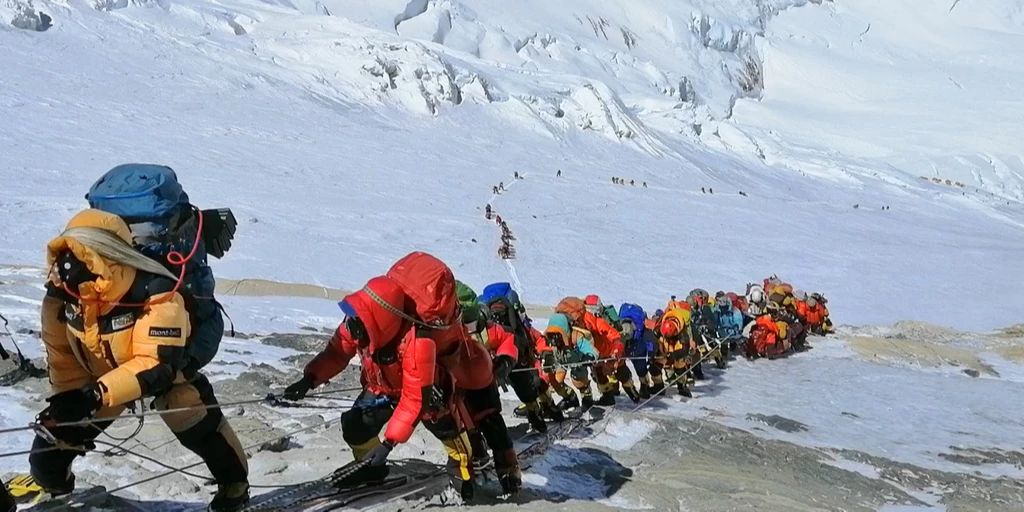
[0,0,1021,329]
[1,0,1024,510]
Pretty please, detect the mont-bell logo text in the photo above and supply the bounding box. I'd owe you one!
[149,327,182,338]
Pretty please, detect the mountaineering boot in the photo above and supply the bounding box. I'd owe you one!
[649,382,664,397]
[596,393,616,406]
[581,395,595,410]
[607,375,620,396]
[209,482,249,512]
[494,448,522,497]
[512,403,529,418]
[342,438,393,485]
[541,401,565,422]
[639,382,651,399]
[557,394,580,411]
[438,432,476,503]
[623,385,641,404]
[2,481,15,512]
[676,381,692,398]
[692,363,706,381]
[453,478,475,503]
[8,473,68,505]
[498,473,522,497]
[526,409,548,433]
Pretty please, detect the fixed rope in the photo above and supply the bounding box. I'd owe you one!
[0,386,363,437]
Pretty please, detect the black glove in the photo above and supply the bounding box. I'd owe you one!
[200,208,237,259]
[45,383,102,423]
[283,375,315,401]
[541,351,557,369]
[181,357,202,381]
[366,439,395,467]
[493,355,513,390]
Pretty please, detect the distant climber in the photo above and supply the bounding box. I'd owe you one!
[485,204,492,219]
[556,169,562,177]
[701,187,706,193]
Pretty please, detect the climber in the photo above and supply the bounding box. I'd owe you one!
[746,302,791,359]
[16,210,249,512]
[285,252,521,499]
[537,313,599,410]
[471,282,561,432]
[686,289,717,380]
[556,297,638,404]
[654,307,695,398]
[618,303,659,398]
[745,283,766,322]
[714,292,744,339]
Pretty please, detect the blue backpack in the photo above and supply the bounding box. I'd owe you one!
[86,164,236,372]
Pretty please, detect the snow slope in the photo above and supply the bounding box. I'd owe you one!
[3,1,1024,509]
[727,0,1024,200]
[0,0,1022,330]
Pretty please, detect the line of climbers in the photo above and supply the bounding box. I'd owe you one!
[611,177,647,188]
[483,208,516,260]
[0,163,835,512]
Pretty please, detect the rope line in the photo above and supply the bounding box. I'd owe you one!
[0,386,363,438]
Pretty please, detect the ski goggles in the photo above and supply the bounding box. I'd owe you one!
[339,300,370,348]
[488,302,512,327]
[544,331,566,348]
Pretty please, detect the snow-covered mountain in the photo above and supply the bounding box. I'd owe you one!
[1,1,1023,510]
[2,0,1022,328]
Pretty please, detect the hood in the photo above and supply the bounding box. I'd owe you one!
[340,276,412,354]
[385,251,457,327]
[46,209,138,305]
[545,313,571,339]
[555,296,586,324]
[664,308,691,327]
[455,280,478,306]
[618,303,646,338]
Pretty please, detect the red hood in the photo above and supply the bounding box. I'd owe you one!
[342,276,412,354]
[386,251,457,327]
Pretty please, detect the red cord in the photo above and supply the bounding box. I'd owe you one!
[61,209,205,308]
